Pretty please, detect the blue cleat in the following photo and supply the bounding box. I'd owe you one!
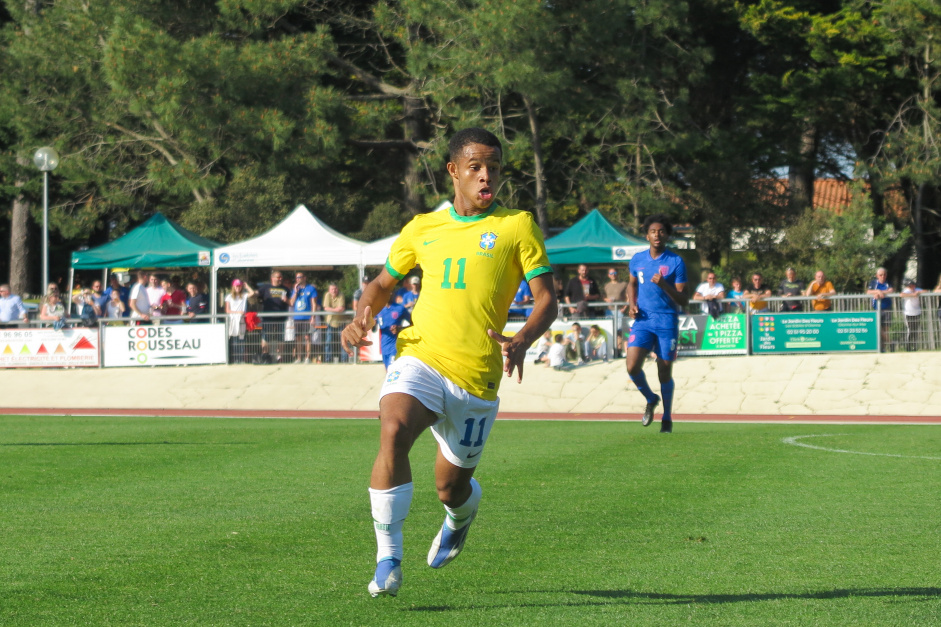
[368,557,402,597]
[427,510,477,569]
[642,395,660,427]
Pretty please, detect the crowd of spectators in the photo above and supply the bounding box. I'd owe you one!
[5,263,941,360]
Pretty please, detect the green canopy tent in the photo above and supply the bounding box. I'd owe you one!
[69,213,221,313]
[544,209,648,266]
[71,213,220,269]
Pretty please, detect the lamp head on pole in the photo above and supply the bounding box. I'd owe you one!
[33,146,59,172]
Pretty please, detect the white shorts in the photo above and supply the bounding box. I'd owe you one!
[380,356,499,469]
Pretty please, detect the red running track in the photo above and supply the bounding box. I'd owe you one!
[2,408,940,425]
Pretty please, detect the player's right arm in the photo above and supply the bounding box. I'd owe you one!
[341,269,398,354]
[627,274,639,319]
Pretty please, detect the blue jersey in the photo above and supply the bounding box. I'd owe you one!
[292,284,318,320]
[630,248,687,328]
[376,303,410,357]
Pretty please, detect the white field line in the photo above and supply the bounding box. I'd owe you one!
[783,433,941,460]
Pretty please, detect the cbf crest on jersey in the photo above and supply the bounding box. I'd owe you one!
[479,232,497,251]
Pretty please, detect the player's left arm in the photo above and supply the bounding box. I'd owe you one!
[488,272,557,383]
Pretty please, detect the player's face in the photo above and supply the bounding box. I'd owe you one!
[646,222,669,251]
[447,143,502,215]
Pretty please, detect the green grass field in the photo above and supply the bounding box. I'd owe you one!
[2,415,939,626]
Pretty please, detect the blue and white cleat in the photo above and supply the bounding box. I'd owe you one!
[427,510,477,569]
[368,557,402,597]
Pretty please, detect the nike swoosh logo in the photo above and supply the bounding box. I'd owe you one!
[466,451,481,459]
[423,239,439,246]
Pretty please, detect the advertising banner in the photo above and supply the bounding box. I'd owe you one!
[751,312,878,354]
[0,328,100,368]
[677,313,748,356]
[103,324,228,367]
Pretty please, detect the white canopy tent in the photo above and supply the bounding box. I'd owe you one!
[210,205,369,313]
[209,201,455,313]
[360,200,453,267]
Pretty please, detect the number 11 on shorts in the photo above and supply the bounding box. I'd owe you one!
[460,417,487,447]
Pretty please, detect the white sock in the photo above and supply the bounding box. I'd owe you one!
[444,478,482,531]
[369,483,413,563]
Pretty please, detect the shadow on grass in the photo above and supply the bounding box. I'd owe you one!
[408,587,941,612]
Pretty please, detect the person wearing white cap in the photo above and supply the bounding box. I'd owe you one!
[900,278,924,352]
[402,276,421,311]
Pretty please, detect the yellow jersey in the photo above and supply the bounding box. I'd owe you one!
[386,203,552,400]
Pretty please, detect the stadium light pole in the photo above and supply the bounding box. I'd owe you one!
[33,146,60,295]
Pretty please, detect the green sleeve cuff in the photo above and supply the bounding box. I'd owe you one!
[385,261,407,281]
[524,266,553,282]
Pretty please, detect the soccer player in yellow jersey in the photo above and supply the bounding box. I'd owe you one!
[342,128,557,597]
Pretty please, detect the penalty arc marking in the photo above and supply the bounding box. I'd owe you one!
[782,434,941,460]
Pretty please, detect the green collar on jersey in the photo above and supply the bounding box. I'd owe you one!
[449,202,500,223]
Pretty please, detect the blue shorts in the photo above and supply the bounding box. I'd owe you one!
[628,324,678,361]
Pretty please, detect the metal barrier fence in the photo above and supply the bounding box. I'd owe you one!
[5,291,939,368]
[552,292,941,354]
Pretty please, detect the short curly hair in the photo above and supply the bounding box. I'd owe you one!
[642,214,673,235]
[449,127,502,163]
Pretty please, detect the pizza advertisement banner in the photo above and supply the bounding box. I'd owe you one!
[0,328,100,368]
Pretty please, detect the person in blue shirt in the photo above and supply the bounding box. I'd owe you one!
[866,267,894,351]
[626,215,689,433]
[509,279,533,318]
[375,301,411,370]
[290,272,319,363]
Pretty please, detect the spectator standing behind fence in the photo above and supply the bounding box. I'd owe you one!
[726,277,745,313]
[291,272,318,364]
[564,264,601,318]
[402,276,421,311]
[72,287,100,328]
[322,282,348,363]
[509,279,533,319]
[146,274,166,322]
[225,279,255,364]
[867,267,894,350]
[86,280,108,312]
[744,273,772,313]
[103,275,130,316]
[160,276,187,324]
[693,271,725,316]
[806,270,836,311]
[129,271,152,324]
[185,282,209,322]
[353,276,369,313]
[900,278,924,352]
[105,289,126,320]
[0,284,28,327]
[778,267,805,312]
[40,292,67,330]
[604,268,628,315]
[257,271,290,363]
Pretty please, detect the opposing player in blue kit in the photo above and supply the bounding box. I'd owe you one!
[626,215,688,433]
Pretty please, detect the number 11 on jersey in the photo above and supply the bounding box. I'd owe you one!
[441,258,467,290]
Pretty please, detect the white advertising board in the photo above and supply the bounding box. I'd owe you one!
[0,328,100,368]
[103,324,227,367]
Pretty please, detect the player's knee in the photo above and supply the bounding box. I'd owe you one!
[435,477,471,507]
[378,418,420,453]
